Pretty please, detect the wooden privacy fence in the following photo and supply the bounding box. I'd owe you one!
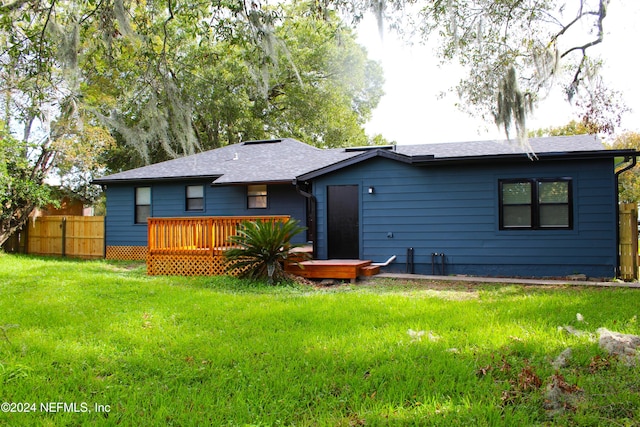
[619,203,638,281]
[147,215,290,276]
[27,216,105,259]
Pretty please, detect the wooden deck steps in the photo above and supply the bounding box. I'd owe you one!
[285,259,379,283]
[359,264,381,276]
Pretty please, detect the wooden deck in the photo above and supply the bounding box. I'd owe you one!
[144,216,382,280]
[146,215,290,276]
[285,259,380,283]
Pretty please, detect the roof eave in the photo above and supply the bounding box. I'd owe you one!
[92,175,223,185]
[409,149,638,166]
[211,179,293,186]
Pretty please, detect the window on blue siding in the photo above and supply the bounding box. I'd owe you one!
[248,184,267,209]
[499,178,572,230]
[501,181,532,227]
[135,187,151,224]
[186,185,204,211]
[538,180,571,227]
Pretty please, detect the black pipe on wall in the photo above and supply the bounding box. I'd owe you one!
[406,247,414,274]
[432,252,445,275]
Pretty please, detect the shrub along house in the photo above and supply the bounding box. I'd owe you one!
[94,135,637,279]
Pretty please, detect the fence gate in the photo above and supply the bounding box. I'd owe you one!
[619,203,638,281]
[27,216,105,259]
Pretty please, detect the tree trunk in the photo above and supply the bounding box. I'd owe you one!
[0,205,36,247]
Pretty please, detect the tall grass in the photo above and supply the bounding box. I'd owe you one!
[0,254,638,426]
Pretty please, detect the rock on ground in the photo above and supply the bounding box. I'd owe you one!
[597,328,640,365]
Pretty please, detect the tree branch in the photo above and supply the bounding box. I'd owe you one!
[566,54,588,101]
[558,0,608,58]
[0,0,29,12]
[37,0,56,86]
[78,0,105,26]
[162,0,174,59]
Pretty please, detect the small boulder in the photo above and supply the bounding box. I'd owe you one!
[597,328,640,365]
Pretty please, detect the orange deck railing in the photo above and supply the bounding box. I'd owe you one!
[147,215,291,256]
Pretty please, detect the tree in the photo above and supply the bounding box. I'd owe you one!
[529,120,592,138]
[0,0,118,244]
[335,0,627,140]
[1,1,384,165]
[2,1,628,157]
[260,7,384,148]
[0,0,384,243]
[0,124,55,246]
[180,5,384,152]
[607,132,640,203]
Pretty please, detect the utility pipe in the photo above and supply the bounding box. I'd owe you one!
[372,255,396,267]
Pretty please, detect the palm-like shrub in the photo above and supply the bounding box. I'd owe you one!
[224,219,308,284]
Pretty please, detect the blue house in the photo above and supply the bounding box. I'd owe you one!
[94,135,636,279]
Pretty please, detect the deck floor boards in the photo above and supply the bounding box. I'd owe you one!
[286,259,374,282]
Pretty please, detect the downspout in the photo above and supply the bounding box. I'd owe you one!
[615,154,637,278]
[293,179,317,259]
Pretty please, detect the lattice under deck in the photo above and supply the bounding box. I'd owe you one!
[106,246,148,260]
[147,253,233,276]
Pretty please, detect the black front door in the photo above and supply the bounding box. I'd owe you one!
[327,185,359,259]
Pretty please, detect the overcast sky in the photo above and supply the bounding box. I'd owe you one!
[356,1,640,145]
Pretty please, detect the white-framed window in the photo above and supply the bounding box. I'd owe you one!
[186,185,204,211]
[248,184,267,209]
[135,187,151,224]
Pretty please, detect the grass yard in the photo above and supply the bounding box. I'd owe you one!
[0,254,639,426]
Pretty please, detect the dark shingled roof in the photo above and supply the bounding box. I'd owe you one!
[94,135,622,185]
[93,138,360,184]
[393,134,604,158]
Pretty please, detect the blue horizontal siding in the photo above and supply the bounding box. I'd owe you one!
[105,182,308,247]
[313,156,617,278]
[104,185,148,246]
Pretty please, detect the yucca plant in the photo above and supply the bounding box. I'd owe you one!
[224,219,308,284]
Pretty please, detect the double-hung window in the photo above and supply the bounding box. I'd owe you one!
[499,178,572,230]
[186,185,204,211]
[135,187,151,224]
[247,185,267,209]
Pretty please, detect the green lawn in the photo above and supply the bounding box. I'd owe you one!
[0,253,639,426]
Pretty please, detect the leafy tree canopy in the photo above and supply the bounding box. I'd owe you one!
[0,123,56,245]
[2,0,627,167]
[529,120,592,138]
[1,0,385,170]
[341,0,627,140]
